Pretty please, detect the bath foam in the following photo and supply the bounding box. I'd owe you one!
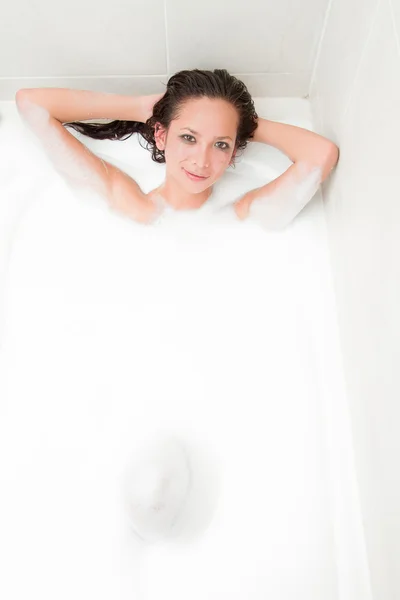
[248,161,323,231]
[121,431,223,546]
[15,99,320,233]
[144,161,323,233]
[122,435,192,543]
[0,98,341,597]
[15,97,110,202]
[15,100,243,229]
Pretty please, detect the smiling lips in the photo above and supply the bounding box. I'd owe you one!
[183,168,209,181]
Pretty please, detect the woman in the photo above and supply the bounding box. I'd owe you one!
[15,68,339,228]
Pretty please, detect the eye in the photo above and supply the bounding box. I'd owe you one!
[216,141,230,150]
[180,134,230,151]
[181,134,195,143]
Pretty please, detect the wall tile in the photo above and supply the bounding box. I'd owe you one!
[166,0,329,77]
[1,76,169,102]
[0,0,332,100]
[1,71,313,102]
[319,0,400,597]
[217,72,311,98]
[310,0,380,143]
[389,0,400,44]
[0,0,167,78]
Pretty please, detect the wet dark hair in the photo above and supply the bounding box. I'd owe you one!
[63,68,258,167]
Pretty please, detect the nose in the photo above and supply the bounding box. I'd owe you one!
[193,145,211,169]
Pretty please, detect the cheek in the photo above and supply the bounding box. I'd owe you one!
[165,140,187,164]
[213,153,231,172]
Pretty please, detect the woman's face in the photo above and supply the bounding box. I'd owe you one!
[154,97,239,193]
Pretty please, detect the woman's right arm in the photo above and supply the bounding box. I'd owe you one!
[15,92,157,224]
[15,87,153,124]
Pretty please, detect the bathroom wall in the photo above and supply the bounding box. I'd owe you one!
[0,0,330,99]
[309,0,400,599]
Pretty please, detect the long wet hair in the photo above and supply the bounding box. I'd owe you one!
[63,68,258,167]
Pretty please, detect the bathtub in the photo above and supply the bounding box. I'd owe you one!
[0,97,363,599]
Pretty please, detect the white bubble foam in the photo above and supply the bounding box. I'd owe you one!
[16,97,109,200]
[249,161,323,230]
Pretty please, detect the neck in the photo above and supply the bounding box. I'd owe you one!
[158,173,213,210]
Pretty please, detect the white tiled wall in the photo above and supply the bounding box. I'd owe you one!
[309,1,400,599]
[0,0,329,99]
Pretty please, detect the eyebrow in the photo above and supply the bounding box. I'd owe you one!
[180,127,233,141]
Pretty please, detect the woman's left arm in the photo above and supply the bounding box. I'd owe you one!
[234,118,339,221]
[252,117,339,166]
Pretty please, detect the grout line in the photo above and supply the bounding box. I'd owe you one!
[341,0,383,125]
[0,72,302,81]
[388,0,400,59]
[0,74,169,81]
[163,0,171,78]
[230,72,296,76]
[308,0,336,98]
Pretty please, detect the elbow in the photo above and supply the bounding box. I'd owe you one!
[297,142,340,183]
[326,142,339,165]
[15,89,30,104]
[302,140,339,171]
[15,89,33,115]
[313,143,340,182]
[15,89,39,112]
[324,143,340,178]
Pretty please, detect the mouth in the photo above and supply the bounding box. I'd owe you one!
[183,168,209,181]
